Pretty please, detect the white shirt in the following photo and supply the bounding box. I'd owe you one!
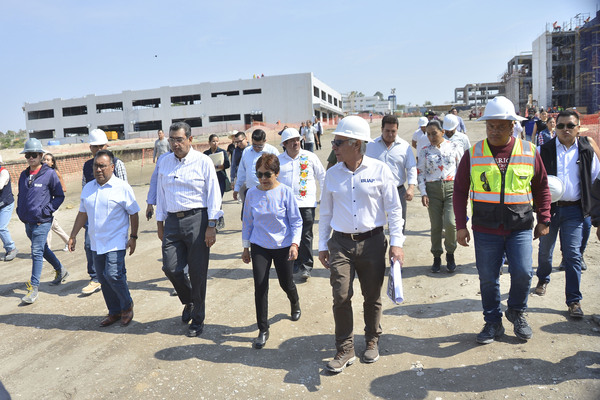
[553,139,600,201]
[513,122,523,138]
[155,148,223,221]
[444,131,471,153]
[413,128,431,153]
[319,156,405,251]
[366,135,417,187]
[79,175,140,255]
[303,126,316,144]
[417,140,463,195]
[234,143,280,192]
[278,150,326,208]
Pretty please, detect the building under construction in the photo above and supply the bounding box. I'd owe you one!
[532,11,599,113]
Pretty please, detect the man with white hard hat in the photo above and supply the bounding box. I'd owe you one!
[278,128,325,279]
[366,114,417,234]
[453,96,551,344]
[319,115,404,372]
[534,110,600,318]
[80,129,128,296]
[412,117,429,150]
[443,114,471,152]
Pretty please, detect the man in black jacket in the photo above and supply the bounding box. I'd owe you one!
[535,110,600,318]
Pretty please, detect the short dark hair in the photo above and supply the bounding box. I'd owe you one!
[252,129,266,142]
[95,149,115,165]
[449,107,457,113]
[234,131,246,140]
[426,120,443,132]
[208,134,218,142]
[256,153,280,174]
[556,109,580,123]
[381,115,398,129]
[169,121,192,138]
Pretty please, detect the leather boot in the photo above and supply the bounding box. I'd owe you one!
[291,300,301,321]
[253,330,269,349]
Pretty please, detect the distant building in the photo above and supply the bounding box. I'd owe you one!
[342,94,392,115]
[23,72,343,144]
[504,54,533,115]
[454,82,504,107]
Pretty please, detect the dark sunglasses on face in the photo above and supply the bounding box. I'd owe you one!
[25,153,40,159]
[556,123,578,130]
[256,171,274,179]
[331,139,351,147]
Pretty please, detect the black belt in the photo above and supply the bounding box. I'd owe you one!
[335,227,383,242]
[168,208,205,218]
[556,200,580,207]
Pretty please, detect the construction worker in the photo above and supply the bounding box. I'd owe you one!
[453,96,551,344]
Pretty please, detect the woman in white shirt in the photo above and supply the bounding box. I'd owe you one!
[241,153,303,349]
[417,121,463,273]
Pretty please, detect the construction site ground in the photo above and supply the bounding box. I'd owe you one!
[0,117,598,399]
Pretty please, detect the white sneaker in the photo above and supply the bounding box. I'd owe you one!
[63,244,69,252]
[81,280,101,295]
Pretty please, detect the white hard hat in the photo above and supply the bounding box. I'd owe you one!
[281,128,300,144]
[333,115,373,142]
[477,96,526,122]
[443,114,459,131]
[89,129,108,145]
[418,117,429,127]
[547,175,565,203]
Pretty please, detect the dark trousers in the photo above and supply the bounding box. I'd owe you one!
[162,208,210,327]
[294,207,315,273]
[328,230,387,350]
[251,243,299,331]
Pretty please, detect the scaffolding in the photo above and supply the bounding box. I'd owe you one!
[578,11,599,114]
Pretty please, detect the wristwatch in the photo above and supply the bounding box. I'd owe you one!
[208,220,217,228]
[542,220,551,227]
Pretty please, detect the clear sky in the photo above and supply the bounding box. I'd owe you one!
[0,0,597,132]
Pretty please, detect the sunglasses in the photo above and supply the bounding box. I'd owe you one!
[331,139,351,147]
[256,171,274,179]
[25,153,40,159]
[480,172,491,192]
[556,123,578,130]
[168,136,186,143]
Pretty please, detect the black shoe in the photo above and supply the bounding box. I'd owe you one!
[505,308,532,340]
[431,257,441,273]
[291,300,301,321]
[253,330,269,349]
[581,260,588,271]
[182,303,193,324]
[187,323,204,337]
[558,260,565,271]
[446,254,456,273]
[476,322,505,344]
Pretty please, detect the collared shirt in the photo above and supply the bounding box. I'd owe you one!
[417,140,463,196]
[234,143,280,192]
[242,184,303,249]
[444,131,471,153]
[82,158,128,187]
[155,148,223,221]
[365,135,417,187]
[413,128,430,153]
[318,155,405,251]
[278,150,325,208]
[146,152,168,205]
[303,126,316,144]
[553,139,600,201]
[79,175,140,255]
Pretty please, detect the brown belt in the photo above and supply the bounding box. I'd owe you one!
[556,200,580,207]
[335,226,383,242]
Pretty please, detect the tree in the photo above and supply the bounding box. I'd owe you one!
[424,100,432,106]
[374,91,384,101]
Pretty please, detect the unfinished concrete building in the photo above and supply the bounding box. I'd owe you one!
[503,54,533,115]
[453,82,504,107]
[532,12,598,113]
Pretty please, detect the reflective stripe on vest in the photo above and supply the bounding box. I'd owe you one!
[469,139,535,205]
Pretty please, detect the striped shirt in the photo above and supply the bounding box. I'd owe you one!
[155,148,223,221]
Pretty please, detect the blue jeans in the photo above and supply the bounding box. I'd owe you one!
[537,205,583,305]
[474,229,533,323]
[581,216,591,254]
[304,142,314,152]
[84,224,97,282]
[0,203,16,252]
[93,250,132,315]
[25,222,63,286]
